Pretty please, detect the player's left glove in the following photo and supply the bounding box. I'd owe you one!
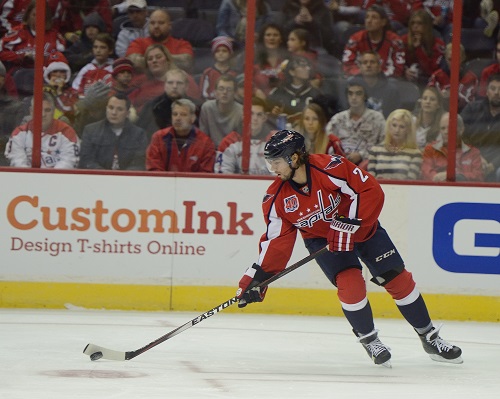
[328,215,361,252]
[236,263,274,308]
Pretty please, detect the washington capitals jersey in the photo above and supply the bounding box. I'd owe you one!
[257,154,384,274]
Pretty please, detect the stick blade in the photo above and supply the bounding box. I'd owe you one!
[83,343,127,361]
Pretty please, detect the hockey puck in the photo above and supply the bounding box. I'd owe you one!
[90,351,103,361]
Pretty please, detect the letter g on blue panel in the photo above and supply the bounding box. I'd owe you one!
[433,203,500,275]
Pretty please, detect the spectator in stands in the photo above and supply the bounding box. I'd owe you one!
[477,0,499,38]
[286,28,322,88]
[461,73,500,181]
[234,73,266,104]
[479,40,500,97]
[115,0,149,58]
[402,9,445,87]
[4,92,80,168]
[199,74,243,147]
[71,32,115,96]
[368,109,422,180]
[136,68,197,138]
[421,112,484,182]
[428,43,478,112]
[268,55,322,126]
[282,0,339,57]
[0,1,65,74]
[286,28,318,62]
[362,0,422,28]
[0,61,24,165]
[63,11,107,73]
[109,57,138,97]
[199,36,238,101]
[351,50,399,118]
[413,86,445,150]
[215,96,272,175]
[216,0,273,50]
[296,102,345,156]
[327,0,365,37]
[421,0,453,39]
[126,9,193,72]
[73,80,111,135]
[146,98,215,172]
[128,44,200,113]
[0,0,58,38]
[42,51,78,124]
[342,5,405,78]
[79,93,147,170]
[251,22,288,96]
[55,0,113,41]
[0,61,18,98]
[326,78,385,168]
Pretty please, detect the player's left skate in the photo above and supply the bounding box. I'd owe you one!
[418,324,463,364]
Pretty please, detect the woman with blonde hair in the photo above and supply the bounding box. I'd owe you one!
[368,109,422,180]
[297,102,344,156]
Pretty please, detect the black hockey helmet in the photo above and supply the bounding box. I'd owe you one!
[264,130,306,161]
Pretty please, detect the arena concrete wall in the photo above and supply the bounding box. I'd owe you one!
[0,170,498,322]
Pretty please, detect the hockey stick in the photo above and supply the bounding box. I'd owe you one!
[83,245,328,361]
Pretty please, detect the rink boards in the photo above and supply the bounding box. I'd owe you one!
[0,170,498,321]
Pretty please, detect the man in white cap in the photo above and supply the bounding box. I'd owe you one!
[115,0,149,58]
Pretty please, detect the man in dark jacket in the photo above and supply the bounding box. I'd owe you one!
[461,73,500,181]
[79,93,148,170]
[136,69,199,139]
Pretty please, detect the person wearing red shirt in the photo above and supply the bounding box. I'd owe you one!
[342,5,405,78]
[0,1,65,73]
[402,9,444,86]
[479,41,500,97]
[428,43,478,112]
[236,129,463,367]
[126,9,193,73]
[421,112,484,182]
[146,98,215,172]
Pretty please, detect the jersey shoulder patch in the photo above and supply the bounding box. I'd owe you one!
[324,155,344,170]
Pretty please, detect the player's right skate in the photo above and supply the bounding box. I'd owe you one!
[418,324,463,364]
[356,329,392,367]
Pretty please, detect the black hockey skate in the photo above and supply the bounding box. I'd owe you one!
[356,329,392,367]
[418,324,463,364]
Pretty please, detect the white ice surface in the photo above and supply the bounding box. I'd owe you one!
[0,308,499,399]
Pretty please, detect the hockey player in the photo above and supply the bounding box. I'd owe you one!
[236,129,463,367]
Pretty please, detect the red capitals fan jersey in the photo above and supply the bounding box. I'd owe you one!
[342,29,405,78]
[257,154,384,274]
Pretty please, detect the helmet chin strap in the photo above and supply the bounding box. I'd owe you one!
[286,156,299,180]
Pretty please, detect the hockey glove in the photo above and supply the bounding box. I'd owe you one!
[236,263,274,308]
[328,215,361,252]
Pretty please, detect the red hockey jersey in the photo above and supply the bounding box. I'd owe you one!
[257,154,384,274]
[342,29,405,77]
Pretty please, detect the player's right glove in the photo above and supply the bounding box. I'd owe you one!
[328,215,361,252]
[236,263,274,308]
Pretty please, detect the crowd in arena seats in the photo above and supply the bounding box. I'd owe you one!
[0,0,499,181]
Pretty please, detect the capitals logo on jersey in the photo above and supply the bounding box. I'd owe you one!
[284,195,299,213]
[263,193,274,203]
[324,155,343,170]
